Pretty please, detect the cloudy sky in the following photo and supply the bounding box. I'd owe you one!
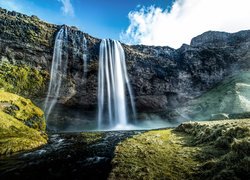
[0,0,250,48]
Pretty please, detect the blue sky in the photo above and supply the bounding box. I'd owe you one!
[1,0,250,48]
[0,0,174,40]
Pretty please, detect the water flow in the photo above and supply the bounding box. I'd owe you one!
[82,35,88,79]
[98,39,136,129]
[44,27,68,120]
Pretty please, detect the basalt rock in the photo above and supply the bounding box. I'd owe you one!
[1,8,250,122]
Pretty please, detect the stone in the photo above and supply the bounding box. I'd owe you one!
[1,8,250,122]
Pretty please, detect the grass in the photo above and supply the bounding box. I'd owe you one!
[177,119,250,179]
[0,90,46,131]
[109,129,200,180]
[0,62,49,98]
[180,71,250,120]
[109,119,250,180]
[0,111,47,155]
[0,91,47,155]
[80,132,103,144]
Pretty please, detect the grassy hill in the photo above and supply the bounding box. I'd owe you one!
[178,70,250,121]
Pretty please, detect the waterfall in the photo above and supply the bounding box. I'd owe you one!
[44,26,68,120]
[82,35,88,79]
[98,39,136,129]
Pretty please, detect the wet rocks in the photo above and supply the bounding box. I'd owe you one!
[1,8,250,122]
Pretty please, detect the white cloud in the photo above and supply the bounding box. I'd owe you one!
[0,0,22,12]
[121,0,250,48]
[58,0,74,17]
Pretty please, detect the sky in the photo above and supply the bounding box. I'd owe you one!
[0,0,250,48]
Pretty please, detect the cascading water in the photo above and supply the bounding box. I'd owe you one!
[44,26,68,120]
[98,39,136,129]
[82,35,88,79]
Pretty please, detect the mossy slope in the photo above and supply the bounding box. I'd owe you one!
[110,119,250,180]
[179,71,250,120]
[0,91,47,155]
[176,119,250,179]
[0,62,48,98]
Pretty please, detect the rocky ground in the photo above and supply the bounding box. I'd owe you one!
[0,131,140,180]
[1,8,250,123]
[0,7,249,180]
[0,119,249,179]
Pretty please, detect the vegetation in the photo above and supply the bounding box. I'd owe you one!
[109,129,199,180]
[109,119,250,180]
[180,71,250,120]
[0,8,57,47]
[0,91,47,155]
[176,119,250,179]
[0,62,48,98]
[81,132,103,144]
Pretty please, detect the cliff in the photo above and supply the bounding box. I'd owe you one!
[0,8,250,125]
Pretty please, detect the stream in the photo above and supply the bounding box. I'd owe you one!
[0,131,142,180]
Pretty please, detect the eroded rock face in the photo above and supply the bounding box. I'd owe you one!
[1,8,250,122]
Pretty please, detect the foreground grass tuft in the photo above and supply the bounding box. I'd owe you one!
[109,129,200,180]
[109,119,250,180]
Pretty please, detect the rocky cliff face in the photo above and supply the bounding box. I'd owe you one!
[1,8,250,124]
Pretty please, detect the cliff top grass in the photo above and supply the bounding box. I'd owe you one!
[0,7,57,47]
[109,119,250,180]
[0,91,47,155]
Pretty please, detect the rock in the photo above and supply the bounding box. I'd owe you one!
[0,90,47,155]
[1,8,250,122]
[0,61,49,98]
[177,71,250,121]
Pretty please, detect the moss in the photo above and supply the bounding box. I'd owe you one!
[81,132,103,144]
[0,62,49,98]
[0,111,47,155]
[109,129,200,180]
[0,91,47,155]
[0,8,57,47]
[110,119,250,180]
[0,90,46,131]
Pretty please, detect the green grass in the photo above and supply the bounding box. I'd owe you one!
[0,90,46,131]
[109,129,200,180]
[80,132,103,144]
[0,62,49,98]
[180,71,250,120]
[0,91,47,155]
[109,119,250,180]
[0,111,47,155]
[177,119,250,179]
